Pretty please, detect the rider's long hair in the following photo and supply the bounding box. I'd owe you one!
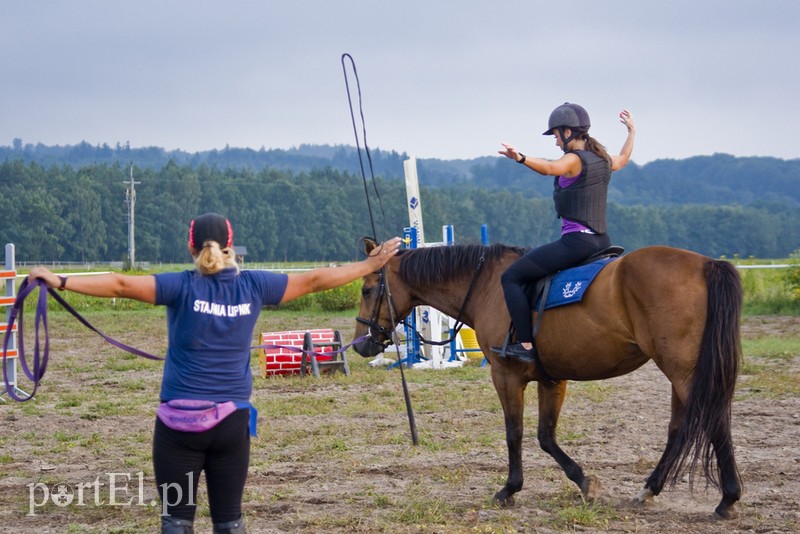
[575,128,611,164]
[194,240,239,276]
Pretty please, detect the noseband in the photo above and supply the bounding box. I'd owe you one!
[355,270,395,350]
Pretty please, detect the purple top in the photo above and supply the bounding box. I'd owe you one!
[557,175,593,235]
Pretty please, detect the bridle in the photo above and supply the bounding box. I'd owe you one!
[356,252,487,351]
[355,269,395,351]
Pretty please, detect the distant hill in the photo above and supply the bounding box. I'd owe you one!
[2,143,799,261]
[2,140,798,206]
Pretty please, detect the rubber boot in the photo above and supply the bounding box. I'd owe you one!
[213,514,246,534]
[161,515,194,534]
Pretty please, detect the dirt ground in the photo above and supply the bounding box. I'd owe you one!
[1,314,798,533]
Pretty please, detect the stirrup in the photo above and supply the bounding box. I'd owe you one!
[490,331,512,358]
[491,342,536,364]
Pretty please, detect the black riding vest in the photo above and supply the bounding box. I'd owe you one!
[552,150,611,234]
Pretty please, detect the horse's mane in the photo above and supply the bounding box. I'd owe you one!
[398,243,525,286]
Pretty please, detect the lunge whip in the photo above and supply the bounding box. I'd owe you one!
[341,53,419,445]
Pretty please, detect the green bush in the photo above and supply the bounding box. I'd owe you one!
[786,249,800,301]
[788,269,800,301]
[740,258,800,315]
[276,293,316,311]
[317,280,362,311]
[272,280,361,312]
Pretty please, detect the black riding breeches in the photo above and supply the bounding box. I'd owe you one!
[152,408,250,523]
[501,231,611,343]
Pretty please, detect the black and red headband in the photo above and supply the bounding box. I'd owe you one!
[188,213,233,249]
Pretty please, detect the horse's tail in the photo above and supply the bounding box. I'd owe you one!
[663,259,742,490]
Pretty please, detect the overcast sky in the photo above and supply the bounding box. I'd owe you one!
[2,1,798,165]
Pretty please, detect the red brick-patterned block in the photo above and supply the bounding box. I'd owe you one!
[259,329,337,377]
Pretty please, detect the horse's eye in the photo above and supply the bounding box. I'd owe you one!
[361,285,374,298]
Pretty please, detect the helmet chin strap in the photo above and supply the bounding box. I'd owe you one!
[557,126,576,152]
[557,126,586,153]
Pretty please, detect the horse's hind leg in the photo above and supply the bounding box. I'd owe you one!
[636,388,741,518]
[537,380,601,500]
[711,434,741,518]
[635,388,684,505]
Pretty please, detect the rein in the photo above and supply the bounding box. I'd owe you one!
[403,253,486,347]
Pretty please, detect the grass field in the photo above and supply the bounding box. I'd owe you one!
[1,259,799,532]
[1,306,799,532]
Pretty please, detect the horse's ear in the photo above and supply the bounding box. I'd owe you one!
[362,237,378,255]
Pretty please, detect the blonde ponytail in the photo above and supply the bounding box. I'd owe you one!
[194,241,239,275]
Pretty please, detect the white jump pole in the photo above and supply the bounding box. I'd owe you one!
[403,158,464,369]
[404,157,435,364]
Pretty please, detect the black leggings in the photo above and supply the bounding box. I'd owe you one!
[152,408,250,523]
[501,231,611,343]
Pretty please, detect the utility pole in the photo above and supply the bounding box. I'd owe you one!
[124,164,141,268]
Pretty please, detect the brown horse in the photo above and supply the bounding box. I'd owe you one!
[352,241,742,519]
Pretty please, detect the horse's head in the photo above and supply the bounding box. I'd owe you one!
[353,239,513,357]
[352,238,412,357]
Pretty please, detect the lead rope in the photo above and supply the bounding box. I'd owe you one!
[341,52,418,445]
[1,278,371,402]
[3,278,164,402]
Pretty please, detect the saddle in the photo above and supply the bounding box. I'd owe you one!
[501,245,624,381]
[524,245,624,305]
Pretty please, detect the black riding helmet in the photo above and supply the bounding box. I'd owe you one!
[543,102,591,152]
[543,102,591,135]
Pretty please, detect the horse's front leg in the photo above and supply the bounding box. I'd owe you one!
[537,380,602,500]
[490,365,527,507]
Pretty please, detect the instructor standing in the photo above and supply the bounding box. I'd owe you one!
[28,213,401,534]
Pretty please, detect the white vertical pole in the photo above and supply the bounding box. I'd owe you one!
[403,157,435,362]
[129,166,135,266]
[125,164,141,268]
[404,156,425,246]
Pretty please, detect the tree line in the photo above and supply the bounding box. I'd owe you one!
[1,159,798,263]
[3,140,799,207]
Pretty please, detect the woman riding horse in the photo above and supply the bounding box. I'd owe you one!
[497,104,636,363]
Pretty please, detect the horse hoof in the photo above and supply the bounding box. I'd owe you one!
[492,493,515,508]
[632,488,655,507]
[580,475,602,500]
[713,502,739,520]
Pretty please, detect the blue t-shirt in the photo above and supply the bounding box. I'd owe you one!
[154,268,288,403]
